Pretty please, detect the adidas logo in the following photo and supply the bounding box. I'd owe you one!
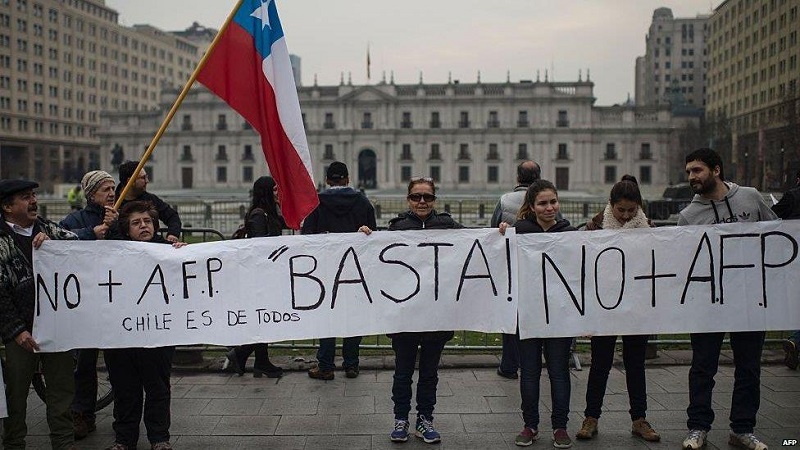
[738,211,751,221]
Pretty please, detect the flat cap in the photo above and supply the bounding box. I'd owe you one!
[0,179,39,201]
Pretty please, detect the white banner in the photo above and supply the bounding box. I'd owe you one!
[517,221,800,339]
[33,229,518,351]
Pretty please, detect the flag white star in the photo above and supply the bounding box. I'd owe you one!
[250,0,272,30]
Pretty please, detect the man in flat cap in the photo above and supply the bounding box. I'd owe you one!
[59,170,119,440]
[301,162,376,380]
[0,179,78,449]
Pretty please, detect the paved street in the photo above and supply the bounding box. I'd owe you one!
[18,351,800,449]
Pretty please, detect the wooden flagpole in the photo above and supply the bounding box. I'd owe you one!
[113,0,246,210]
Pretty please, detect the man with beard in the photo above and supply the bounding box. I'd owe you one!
[0,179,78,449]
[677,148,777,450]
[59,170,119,439]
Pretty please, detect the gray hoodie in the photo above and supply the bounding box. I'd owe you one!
[677,182,778,225]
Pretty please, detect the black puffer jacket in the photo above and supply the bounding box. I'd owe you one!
[387,210,463,342]
[387,210,463,231]
[515,217,575,234]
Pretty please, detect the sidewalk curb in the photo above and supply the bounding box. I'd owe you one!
[170,348,789,374]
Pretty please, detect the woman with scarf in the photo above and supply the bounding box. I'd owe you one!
[575,175,660,442]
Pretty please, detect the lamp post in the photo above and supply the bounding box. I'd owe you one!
[744,151,750,186]
[780,146,785,187]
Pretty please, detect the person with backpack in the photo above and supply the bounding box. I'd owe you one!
[225,176,285,378]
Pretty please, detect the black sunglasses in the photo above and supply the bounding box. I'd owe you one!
[407,193,436,202]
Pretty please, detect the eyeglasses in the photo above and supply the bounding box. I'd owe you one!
[410,177,434,183]
[407,193,436,202]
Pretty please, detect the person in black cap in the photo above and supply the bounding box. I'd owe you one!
[115,161,182,243]
[0,179,78,449]
[301,162,377,380]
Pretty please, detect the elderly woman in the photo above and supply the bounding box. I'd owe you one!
[59,169,119,440]
[104,201,185,450]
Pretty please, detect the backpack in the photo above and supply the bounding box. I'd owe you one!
[231,223,248,239]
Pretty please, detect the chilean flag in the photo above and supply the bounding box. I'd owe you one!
[197,0,317,229]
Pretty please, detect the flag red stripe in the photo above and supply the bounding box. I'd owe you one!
[197,23,317,229]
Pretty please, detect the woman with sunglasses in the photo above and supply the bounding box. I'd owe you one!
[362,177,462,444]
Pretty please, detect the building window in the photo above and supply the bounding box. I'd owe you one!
[459,111,470,128]
[604,166,617,183]
[401,111,412,128]
[458,144,470,160]
[429,143,441,160]
[517,110,529,127]
[323,144,335,160]
[487,110,499,128]
[557,143,569,160]
[216,114,227,131]
[361,112,373,129]
[180,145,193,162]
[181,114,192,131]
[216,145,228,161]
[604,143,617,160]
[242,145,254,161]
[640,143,652,160]
[458,166,470,183]
[517,143,529,160]
[639,165,652,184]
[430,111,440,128]
[557,110,569,127]
[488,165,499,183]
[430,165,441,182]
[400,166,412,182]
[487,143,499,161]
[216,166,227,183]
[324,112,335,129]
[242,166,253,183]
[401,144,412,161]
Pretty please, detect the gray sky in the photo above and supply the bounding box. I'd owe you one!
[105,0,714,105]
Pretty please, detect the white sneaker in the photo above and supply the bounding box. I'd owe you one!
[728,431,768,450]
[682,429,707,449]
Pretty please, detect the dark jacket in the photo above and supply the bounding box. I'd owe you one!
[515,217,576,234]
[117,190,182,238]
[246,208,284,238]
[387,209,463,342]
[772,186,800,220]
[59,201,106,240]
[301,187,376,234]
[387,210,463,231]
[0,218,76,342]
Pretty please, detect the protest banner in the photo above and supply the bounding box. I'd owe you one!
[32,229,518,351]
[517,220,800,339]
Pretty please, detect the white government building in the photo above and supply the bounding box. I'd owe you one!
[97,75,696,197]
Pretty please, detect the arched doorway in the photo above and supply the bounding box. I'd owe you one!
[358,149,377,189]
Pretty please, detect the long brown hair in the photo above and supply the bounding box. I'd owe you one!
[517,179,558,221]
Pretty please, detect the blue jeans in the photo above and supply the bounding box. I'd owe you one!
[519,337,572,430]
[391,335,448,420]
[498,332,520,375]
[687,331,765,434]
[316,336,362,371]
